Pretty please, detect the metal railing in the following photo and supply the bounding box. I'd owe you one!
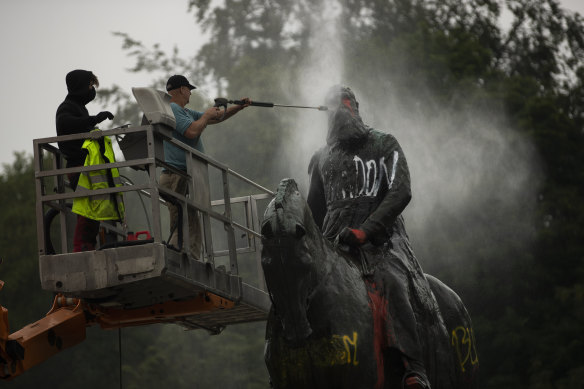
[34,123,273,291]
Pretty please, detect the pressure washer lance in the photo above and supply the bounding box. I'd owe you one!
[214,97,328,111]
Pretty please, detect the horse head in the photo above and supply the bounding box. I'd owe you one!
[261,178,326,345]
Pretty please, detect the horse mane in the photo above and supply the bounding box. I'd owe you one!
[274,178,298,207]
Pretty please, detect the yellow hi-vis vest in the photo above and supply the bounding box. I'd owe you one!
[72,131,125,221]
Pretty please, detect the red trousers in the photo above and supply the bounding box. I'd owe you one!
[73,214,100,252]
[68,172,100,252]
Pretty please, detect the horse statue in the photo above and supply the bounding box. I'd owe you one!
[261,178,478,389]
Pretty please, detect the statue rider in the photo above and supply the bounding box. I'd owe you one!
[307,85,447,389]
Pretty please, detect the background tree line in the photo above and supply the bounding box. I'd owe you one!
[1,0,583,387]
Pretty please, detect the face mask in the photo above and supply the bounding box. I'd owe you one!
[83,87,96,105]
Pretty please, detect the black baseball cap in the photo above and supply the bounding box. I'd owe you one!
[166,75,196,91]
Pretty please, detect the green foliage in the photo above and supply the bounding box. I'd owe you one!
[0,152,53,330]
[121,323,267,389]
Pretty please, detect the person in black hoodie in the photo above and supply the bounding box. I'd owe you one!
[55,69,114,252]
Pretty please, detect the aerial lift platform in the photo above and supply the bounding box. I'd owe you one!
[0,88,273,379]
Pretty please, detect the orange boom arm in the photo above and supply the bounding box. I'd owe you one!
[0,281,234,380]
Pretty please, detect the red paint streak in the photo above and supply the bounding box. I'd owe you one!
[366,280,389,389]
[350,229,367,244]
[342,98,355,116]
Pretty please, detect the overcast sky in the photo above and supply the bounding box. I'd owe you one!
[0,0,582,171]
[0,0,200,169]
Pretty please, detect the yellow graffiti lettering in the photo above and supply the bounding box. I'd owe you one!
[273,331,360,381]
[451,326,479,373]
[329,332,359,366]
[342,332,359,366]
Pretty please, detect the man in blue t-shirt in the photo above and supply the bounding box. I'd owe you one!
[161,74,250,260]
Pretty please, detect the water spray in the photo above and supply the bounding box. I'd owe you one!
[214,97,328,111]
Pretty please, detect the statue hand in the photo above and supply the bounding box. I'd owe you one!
[338,227,367,247]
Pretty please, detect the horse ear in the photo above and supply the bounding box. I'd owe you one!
[295,224,306,239]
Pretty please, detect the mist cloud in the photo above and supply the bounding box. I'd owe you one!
[276,0,541,271]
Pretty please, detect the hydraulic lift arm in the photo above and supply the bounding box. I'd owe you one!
[0,280,234,380]
[0,292,87,380]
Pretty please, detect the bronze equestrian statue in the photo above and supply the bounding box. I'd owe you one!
[261,85,477,389]
[261,179,478,389]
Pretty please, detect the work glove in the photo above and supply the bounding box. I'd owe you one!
[338,227,367,247]
[94,111,114,124]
